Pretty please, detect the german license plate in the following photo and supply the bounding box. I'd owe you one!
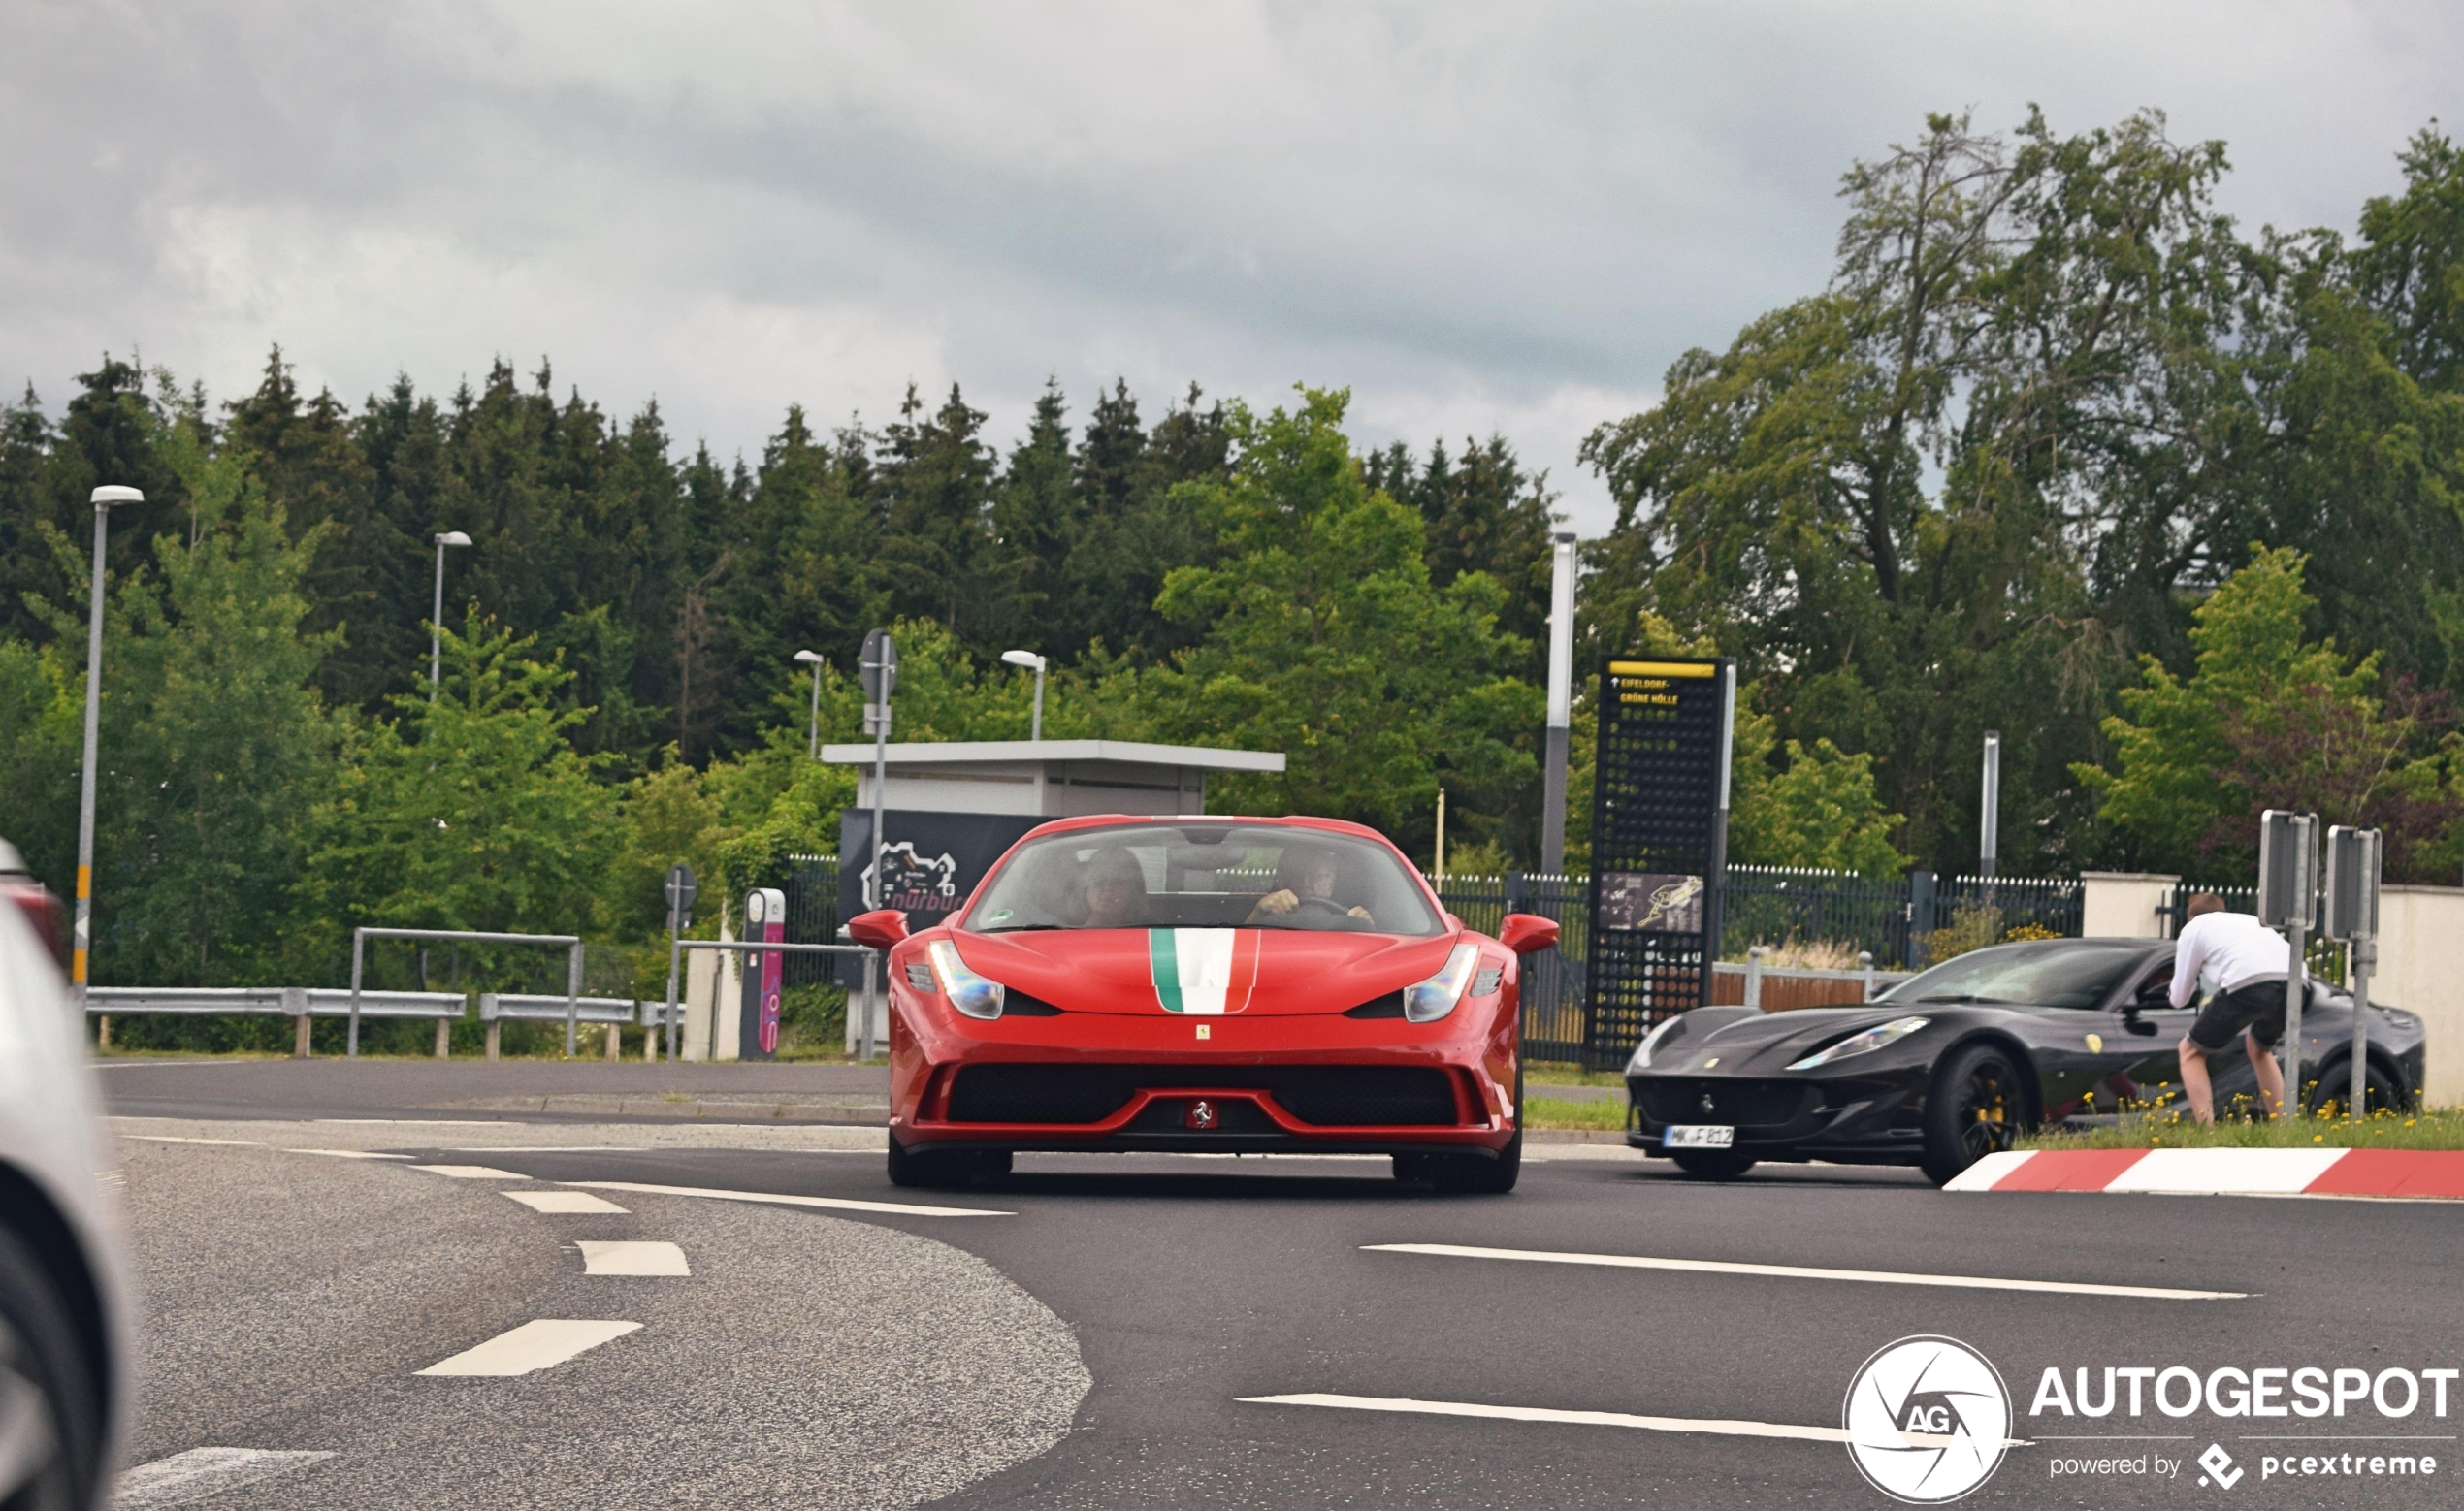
[1664,1125,1735,1149]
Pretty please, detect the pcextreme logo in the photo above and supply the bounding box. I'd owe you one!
[1843,1335,2015,1503]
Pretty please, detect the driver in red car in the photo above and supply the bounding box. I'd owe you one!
[1080,849,1151,928]
[1245,844,1375,926]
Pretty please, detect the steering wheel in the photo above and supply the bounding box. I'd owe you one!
[1294,895,1354,919]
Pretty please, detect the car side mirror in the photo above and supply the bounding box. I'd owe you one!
[848,909,909,950]
[1498,914,1560,955]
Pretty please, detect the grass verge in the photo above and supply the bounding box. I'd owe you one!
[1526,1061,1625,1088]
[2021,1107,2464,1151]
[1526,1096,1626,1132]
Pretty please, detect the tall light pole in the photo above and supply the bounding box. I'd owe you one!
[1000,650,1047,741]
[75,486,144,1005]
[1540,532,1577,876]
[430,530,472,700]
[1979,730,2001,906]
[794,650,826,758]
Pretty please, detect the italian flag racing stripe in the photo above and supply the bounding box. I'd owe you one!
[1147,929,1260,1014]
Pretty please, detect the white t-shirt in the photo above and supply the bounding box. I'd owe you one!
[2168,911,2292,1008]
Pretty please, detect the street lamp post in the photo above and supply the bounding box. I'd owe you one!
[794,650,825,758]
[430,530,472,700]
[1000,649,1047,741]
[74,486,144,1008]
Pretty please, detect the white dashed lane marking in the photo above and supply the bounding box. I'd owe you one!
[282,1148,413,1160]
[1240,1393,2034,1447]
[1364,1242,2247,1301]
[119,1447,334,1507]
[503,1189,630,1214]
[415,1319,642,1377]
[126,1136,259,1146]
[409,1164,529,1180]
[567,1179,1012,1218]
[578,1240,690,1275]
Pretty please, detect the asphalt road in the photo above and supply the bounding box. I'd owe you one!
[106,1063,2464,1508]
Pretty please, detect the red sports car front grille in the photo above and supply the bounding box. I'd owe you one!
[945,1064,1462,1127]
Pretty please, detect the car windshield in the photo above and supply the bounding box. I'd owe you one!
[1876,942,2148,1011]
[964,822,1443,936]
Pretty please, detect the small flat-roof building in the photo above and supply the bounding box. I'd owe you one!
[819,739,1285,818]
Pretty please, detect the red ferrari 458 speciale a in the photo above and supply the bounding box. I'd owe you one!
[847,815,1561,1193]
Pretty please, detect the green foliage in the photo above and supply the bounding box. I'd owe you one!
[1147,388,1541,853]
[1578,113,2464,878]
[99,424,343,983]
[2083,547,2460,879]
[1729,700,1909,877]
[296,614,626,947]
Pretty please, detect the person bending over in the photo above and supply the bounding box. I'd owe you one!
[2169,891,2291,1122]
[1246,846,1373,926]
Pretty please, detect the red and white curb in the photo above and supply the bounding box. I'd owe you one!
[1947,1147,2464,1200]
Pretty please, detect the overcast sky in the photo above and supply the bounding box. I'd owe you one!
[6,2,2460,531]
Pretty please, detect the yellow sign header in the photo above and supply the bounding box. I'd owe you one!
[1607,660,1717,679]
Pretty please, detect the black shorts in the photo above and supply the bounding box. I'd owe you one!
[2188,980,2288,1054]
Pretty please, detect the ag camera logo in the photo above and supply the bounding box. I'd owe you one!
[1843,1335,2014,1502]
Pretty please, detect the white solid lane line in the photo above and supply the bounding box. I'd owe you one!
[125,1136,259,1146]
[282,1148,413,1160]
[119,1448,334,1508]
[416,1319,642,1377]
[409,1164,529,1179]
[1241,1393,2032,1448]
[567,1179,1011,1219]
[503,1190,629,1214]
[451,1145,649,1153]
[1365,1242,2246,1301]
[578,1240,691,1275]
[317,1109,519,1118]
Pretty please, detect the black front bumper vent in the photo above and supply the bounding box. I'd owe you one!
[947,1064,1461,1126]
[1635,1077,1814,1128]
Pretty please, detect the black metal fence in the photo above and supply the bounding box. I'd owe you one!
[1428,873,1589,1063]
[784,855,843,988]
[1718,865,1914,967]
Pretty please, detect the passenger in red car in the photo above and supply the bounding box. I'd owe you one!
[1080,849,1151,928]
[1246,846,1375,926]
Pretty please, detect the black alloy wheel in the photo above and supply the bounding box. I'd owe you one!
[1922,1044,2023,1185]
[0,1225,100,1511]
[2304,1058,2406,1121]
[1668,1148,1757,1180]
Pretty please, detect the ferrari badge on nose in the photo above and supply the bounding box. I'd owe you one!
[1184,1100,1218,1130]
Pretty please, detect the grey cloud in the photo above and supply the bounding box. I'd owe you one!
[3,1,2460,532]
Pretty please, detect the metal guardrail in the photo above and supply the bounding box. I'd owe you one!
[84,986,465,1018]
[476,992,636,1062]
[477,993,635,1024]
[85,985,470,1059]
[351,925,582,1060]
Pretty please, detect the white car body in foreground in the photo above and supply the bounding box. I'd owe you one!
[0,847,133,1509]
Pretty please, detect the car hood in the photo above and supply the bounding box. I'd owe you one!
[947,926,1461,1016]
[1651,1006,1929,1074]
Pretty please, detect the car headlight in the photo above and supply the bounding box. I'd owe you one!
[1404,944,1482,1023]
[926,940,1006,1020]
[1628,1015,1685,1072]
[1787,1016,1929,1070]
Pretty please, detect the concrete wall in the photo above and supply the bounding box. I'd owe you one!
[2080,873,2178,938]
[2369,884,2464,1107]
